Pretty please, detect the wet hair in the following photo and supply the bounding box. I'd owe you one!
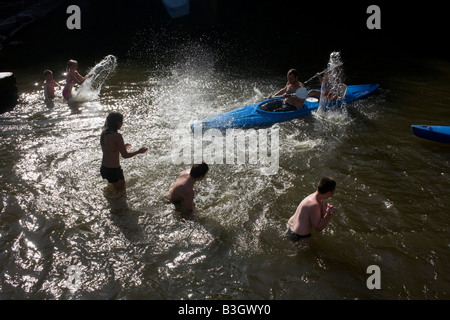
[43,70,53,77]
[287,69,298,78]
[190,162,209,179]
[317,177,336,194]
[67,59,78,71]
[103,111,123,133]
[101,111,123,145]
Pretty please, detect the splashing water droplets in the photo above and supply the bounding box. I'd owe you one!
[318,51,346,111]
[72,55,118,102]
[311,52,350,124]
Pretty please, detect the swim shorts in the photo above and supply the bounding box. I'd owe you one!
[286,228,311,242]
[100,166,124,183]
[62,87,72,100]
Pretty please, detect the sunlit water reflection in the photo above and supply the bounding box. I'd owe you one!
[1,40,450,299]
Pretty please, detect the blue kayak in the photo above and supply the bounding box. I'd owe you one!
[190,84,380,131]
[411,125,450,143]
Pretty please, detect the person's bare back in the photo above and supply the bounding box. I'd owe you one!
[289,192,320,236]
[168,170,195,210]
[168,163,209,213]
[101,132,122,168]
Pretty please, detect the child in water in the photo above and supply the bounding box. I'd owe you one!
[62,59,91,100]
[43,70,61,101]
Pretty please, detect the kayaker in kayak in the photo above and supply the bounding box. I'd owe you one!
[308,51,345,100]
[268,69,306,111]
[308,72,341,100]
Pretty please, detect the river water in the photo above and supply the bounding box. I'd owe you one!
[1,1,450,300]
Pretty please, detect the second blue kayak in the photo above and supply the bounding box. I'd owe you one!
[411,125,450,143]
[190,84,380,131]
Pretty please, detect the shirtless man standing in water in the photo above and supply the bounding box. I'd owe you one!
[287,177,337,241]
[168,162,209,213]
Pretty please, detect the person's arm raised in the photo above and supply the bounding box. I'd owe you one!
[116,134,148,159]
[310,203,335,232]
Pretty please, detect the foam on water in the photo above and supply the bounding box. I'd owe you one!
[313,105,351,126]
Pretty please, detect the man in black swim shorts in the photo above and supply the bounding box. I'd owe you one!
[286,228,311,242]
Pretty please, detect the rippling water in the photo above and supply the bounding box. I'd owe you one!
[1,32,450,299]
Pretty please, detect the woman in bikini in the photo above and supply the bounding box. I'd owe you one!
[100,112,148,189]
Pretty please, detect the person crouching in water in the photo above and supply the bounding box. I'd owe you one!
[100,111,148,189]
[168,162,209,214]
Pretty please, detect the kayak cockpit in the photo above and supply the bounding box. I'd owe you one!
[257,97,319,114]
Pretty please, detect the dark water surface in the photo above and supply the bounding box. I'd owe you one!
[1,1,450,300]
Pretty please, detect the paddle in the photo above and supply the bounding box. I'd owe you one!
[304,70,326,84]
[272,87,307,99]
[338,84,348,99]
[304,60,344,85]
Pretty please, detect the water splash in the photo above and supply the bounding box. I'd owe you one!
[318,51,346,111]
[73,55,118,101]
[313,105,351,126]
